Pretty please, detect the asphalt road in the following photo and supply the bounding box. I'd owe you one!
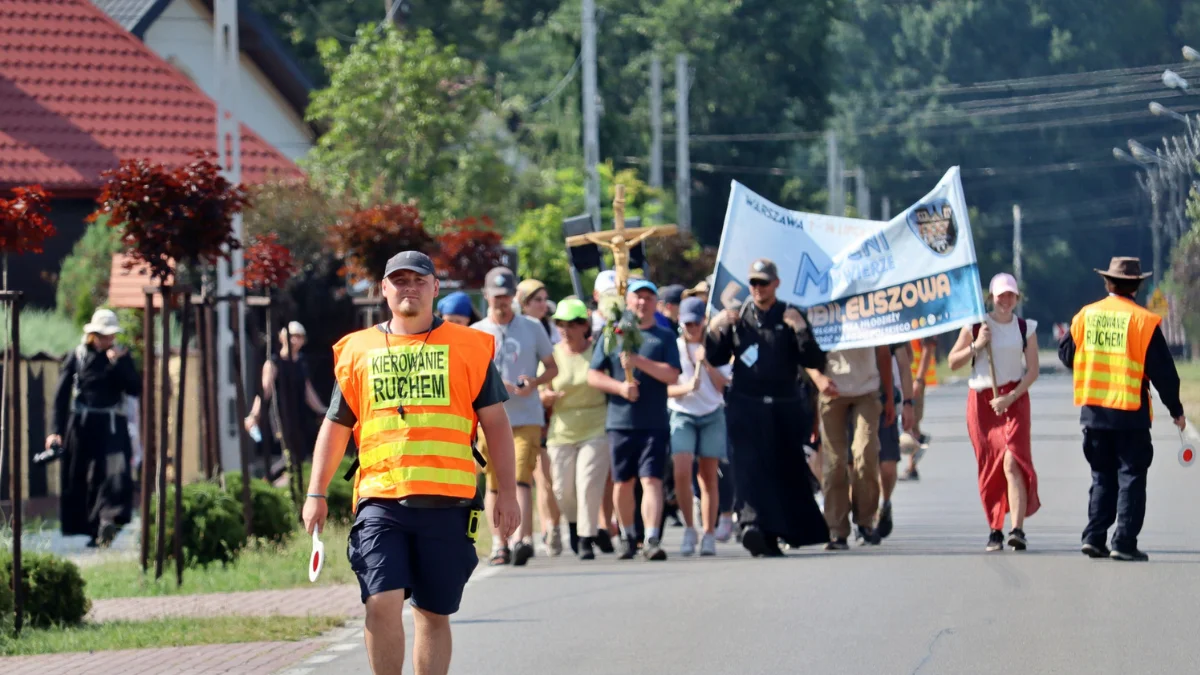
[296,373,1200,675]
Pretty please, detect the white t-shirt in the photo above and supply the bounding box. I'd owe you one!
[968,317,1038,391]
[668,338,733,416]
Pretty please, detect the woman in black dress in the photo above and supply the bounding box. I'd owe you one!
[46,309,141,547]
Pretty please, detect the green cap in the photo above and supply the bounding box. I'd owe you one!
[552,298,589,322]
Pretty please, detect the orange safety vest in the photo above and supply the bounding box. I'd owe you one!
[910,338,938,386]
[1069,295,1160,411]
[332,321,494,511]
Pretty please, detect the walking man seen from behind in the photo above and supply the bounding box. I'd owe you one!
[1059,256,1186,562]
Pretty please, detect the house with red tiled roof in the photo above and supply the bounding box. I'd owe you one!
[0,0,303,307]
[91,0,317,162]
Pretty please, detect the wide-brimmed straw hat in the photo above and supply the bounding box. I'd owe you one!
[1094,256,1152,280]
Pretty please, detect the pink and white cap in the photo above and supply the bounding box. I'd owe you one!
[989,272,1020,297]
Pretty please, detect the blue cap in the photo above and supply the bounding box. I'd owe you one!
[679,297,706,324]
[437,291,475,318]
[628,279,658,295]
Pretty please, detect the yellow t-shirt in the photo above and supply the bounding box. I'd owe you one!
[543,342,607,446]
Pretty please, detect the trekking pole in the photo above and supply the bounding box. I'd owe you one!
[984,322,1005,417]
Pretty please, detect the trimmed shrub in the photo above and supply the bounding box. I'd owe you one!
[223,472,298,543]
[0,551,90,629]
[151,482,247,567]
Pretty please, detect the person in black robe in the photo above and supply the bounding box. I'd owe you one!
[46,309,141,547]
[704,258,829,556]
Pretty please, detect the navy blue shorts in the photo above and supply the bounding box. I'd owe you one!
[609,429,669,482]
[346,500,479,616]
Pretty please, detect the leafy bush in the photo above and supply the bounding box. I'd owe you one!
[223,472,299,543]
[151,482,247,567]
[0,560,12,637]
[0,551,91,629]
[300,454,357,525]
[55,214,123,329]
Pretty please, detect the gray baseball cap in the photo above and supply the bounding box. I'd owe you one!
[383,251,435,278]
[748,258,779,283]
[484,266,517,298]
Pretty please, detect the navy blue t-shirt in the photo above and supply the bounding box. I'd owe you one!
[589,323,681,431]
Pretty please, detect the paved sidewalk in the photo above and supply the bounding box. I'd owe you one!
[87,585,364,622]
[1,587,364,674]
[1,639,331,675]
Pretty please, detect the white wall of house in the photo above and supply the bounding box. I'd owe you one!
[144,0,314,162]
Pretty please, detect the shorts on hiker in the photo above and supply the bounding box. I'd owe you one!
[479,424,541,490]
[347,499,478,615]
[609,429,669,483]
[668,408,728,460]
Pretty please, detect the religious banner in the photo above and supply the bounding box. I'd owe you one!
[709,167,986,351]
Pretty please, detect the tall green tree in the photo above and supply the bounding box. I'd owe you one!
[827,0,1197,326]
[304,25,520,225]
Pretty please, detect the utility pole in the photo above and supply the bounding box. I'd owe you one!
[826,130,838,216]
[855,167,870,219]
[649,56,663,192]
[675,54,691,233]
[1012,204,1023,313]
[383,0,405,25]
[581,0,601,234]
[881,196,891,220]
[214,0,245,471]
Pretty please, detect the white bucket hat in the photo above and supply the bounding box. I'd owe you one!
[83,309,122,336]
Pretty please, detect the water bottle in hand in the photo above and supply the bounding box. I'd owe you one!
[249,425,262,443]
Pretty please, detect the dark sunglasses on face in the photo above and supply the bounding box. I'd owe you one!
[749,279,770,287]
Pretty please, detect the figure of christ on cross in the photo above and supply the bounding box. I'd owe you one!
[565,184,677,381]
[565,184,678,298]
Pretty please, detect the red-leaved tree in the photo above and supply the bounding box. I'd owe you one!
[436,215,506,288]
[328,202,435,284]
[0,185,55,257]
[92,153,249,282]
[241,233,297,292]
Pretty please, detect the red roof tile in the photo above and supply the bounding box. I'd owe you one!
[0,0,302,192]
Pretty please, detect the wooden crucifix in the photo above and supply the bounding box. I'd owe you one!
[566,184,677,382]
[565,184,677,299]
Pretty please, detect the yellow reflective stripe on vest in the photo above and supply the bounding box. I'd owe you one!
[360,412,473,440]
[358,440,474,471]
[1075,386,1141,408]
[1075,350,1144,375]
[1074,368,1142,392]
[358,466,477,490]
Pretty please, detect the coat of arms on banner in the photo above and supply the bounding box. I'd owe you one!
[907,199,958,256]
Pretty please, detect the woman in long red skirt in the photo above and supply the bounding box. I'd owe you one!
[948,273,1041,551]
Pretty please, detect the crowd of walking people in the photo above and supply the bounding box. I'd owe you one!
[448,259,961,563]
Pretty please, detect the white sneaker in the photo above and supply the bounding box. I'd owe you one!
[714,516,734,543]
[700,532,717,556]
[681,527,698,556]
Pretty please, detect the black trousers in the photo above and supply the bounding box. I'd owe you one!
[1082,428,1153,552]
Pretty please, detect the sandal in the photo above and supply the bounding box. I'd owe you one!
[489,547,511,566]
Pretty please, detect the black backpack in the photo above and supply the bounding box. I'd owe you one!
[970,317,1027,367]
